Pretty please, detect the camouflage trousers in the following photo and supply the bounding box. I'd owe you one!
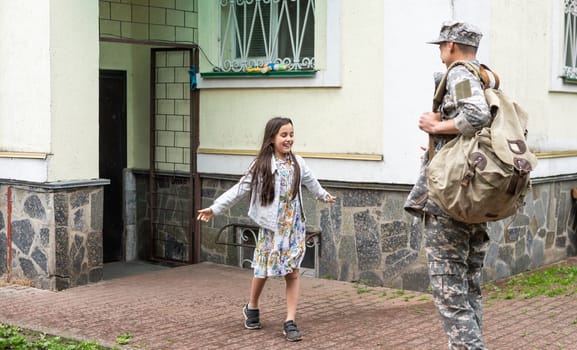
[425,214,490,350]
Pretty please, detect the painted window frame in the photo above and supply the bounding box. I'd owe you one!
[198,0,341,88]
[551,0,577,92]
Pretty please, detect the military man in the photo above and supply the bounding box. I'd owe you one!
[405,21,494,350]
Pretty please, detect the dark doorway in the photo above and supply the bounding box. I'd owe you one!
[99,70,127,262]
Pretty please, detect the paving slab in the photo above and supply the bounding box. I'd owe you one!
[1,261,577,349]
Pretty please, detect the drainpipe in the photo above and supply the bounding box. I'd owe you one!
[6,186,12,282]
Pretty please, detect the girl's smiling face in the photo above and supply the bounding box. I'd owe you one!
[272,123,294,158]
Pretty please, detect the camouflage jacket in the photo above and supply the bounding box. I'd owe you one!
[404,59,492,217]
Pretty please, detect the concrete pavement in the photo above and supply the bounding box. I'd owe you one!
[1,261,577,349]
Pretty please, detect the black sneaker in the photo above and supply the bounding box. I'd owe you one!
[283,320,302,342]
[242,304,261,329]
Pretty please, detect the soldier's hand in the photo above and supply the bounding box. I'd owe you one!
[418,112,442,134]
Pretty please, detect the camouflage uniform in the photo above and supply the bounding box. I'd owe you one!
[405,21,492,350]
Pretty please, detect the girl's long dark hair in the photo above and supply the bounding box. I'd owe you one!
[250,117,301,206]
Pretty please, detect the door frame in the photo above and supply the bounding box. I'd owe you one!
[99,37,201,264]
[149,47,201,264]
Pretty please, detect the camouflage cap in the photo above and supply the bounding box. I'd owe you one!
[427,21,483,47]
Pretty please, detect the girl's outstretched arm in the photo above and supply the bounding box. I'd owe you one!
[197,208,214,222]
[297,155,335,202]
[200,169,253,222]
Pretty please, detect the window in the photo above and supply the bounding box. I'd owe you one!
[219,0,315,72]
[563,0,577,81]
[551,0,577,91]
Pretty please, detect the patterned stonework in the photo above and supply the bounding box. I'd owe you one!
[0,183,104,291]
[124,172,576,292]
[199,177,577,292]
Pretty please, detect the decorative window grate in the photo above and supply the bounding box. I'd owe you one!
[219,0,315,72]
[563,0,577,80]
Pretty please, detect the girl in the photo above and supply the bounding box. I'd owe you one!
[197,117,336,342]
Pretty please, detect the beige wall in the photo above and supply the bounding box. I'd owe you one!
[490,0,577,177]
[0,1,100,182]
[490,0,577,153]
[196,0,491,183]
[48,0,100,181]
[2,0,574,183]
[197,0,577,182]
[0,1,51,152]
[197,0,385,156]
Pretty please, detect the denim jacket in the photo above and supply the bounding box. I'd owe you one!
[210,154,330,232]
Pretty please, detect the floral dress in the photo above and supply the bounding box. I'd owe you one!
[252,156,307,278]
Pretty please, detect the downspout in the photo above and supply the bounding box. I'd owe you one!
[6,186,12,282]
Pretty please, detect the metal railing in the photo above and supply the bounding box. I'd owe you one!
[215,223,321,277]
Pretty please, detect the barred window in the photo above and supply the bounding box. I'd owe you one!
[219,0,315,72]
[563,0,577,79]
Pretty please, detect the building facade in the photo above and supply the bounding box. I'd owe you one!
[0,0,576,291]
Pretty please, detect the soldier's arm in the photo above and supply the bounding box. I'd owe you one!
[448,67,491,137]
[418,111,460,134]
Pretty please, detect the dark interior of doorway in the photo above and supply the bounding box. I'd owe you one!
[99,69,127,262]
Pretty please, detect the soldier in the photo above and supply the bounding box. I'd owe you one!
[405,21,495,350]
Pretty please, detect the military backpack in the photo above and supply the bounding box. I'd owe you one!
[427,60,538,224]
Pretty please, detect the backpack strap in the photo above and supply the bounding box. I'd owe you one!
[431,61,479,112]
[479,64,500,90]
[436,60,500,95]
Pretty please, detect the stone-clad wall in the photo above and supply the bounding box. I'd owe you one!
[199,175,577,291]
[130,172,192,262]
[0,182,104,291]
[200,177,252,266]
[483,179,577,279]
[0,187,8,277]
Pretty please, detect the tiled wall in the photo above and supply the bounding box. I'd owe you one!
[154,49,192,172]
[99,0,198,43]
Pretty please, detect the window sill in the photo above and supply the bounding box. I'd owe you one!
[197,68,340,89]
[562,77,577,85]
[549,76,577,93]
[201,70,317,79]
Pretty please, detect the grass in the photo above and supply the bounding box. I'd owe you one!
[486,264,577,300]
[114,334,132,346]
[352,263,577,303]
[352,280,375,295]
[0,324,105,349]
[0,324,123,350]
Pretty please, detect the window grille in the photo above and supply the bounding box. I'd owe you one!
[219,0,315,72]
[563,0,577,79]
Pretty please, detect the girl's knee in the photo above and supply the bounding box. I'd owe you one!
[285,270,300,280]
